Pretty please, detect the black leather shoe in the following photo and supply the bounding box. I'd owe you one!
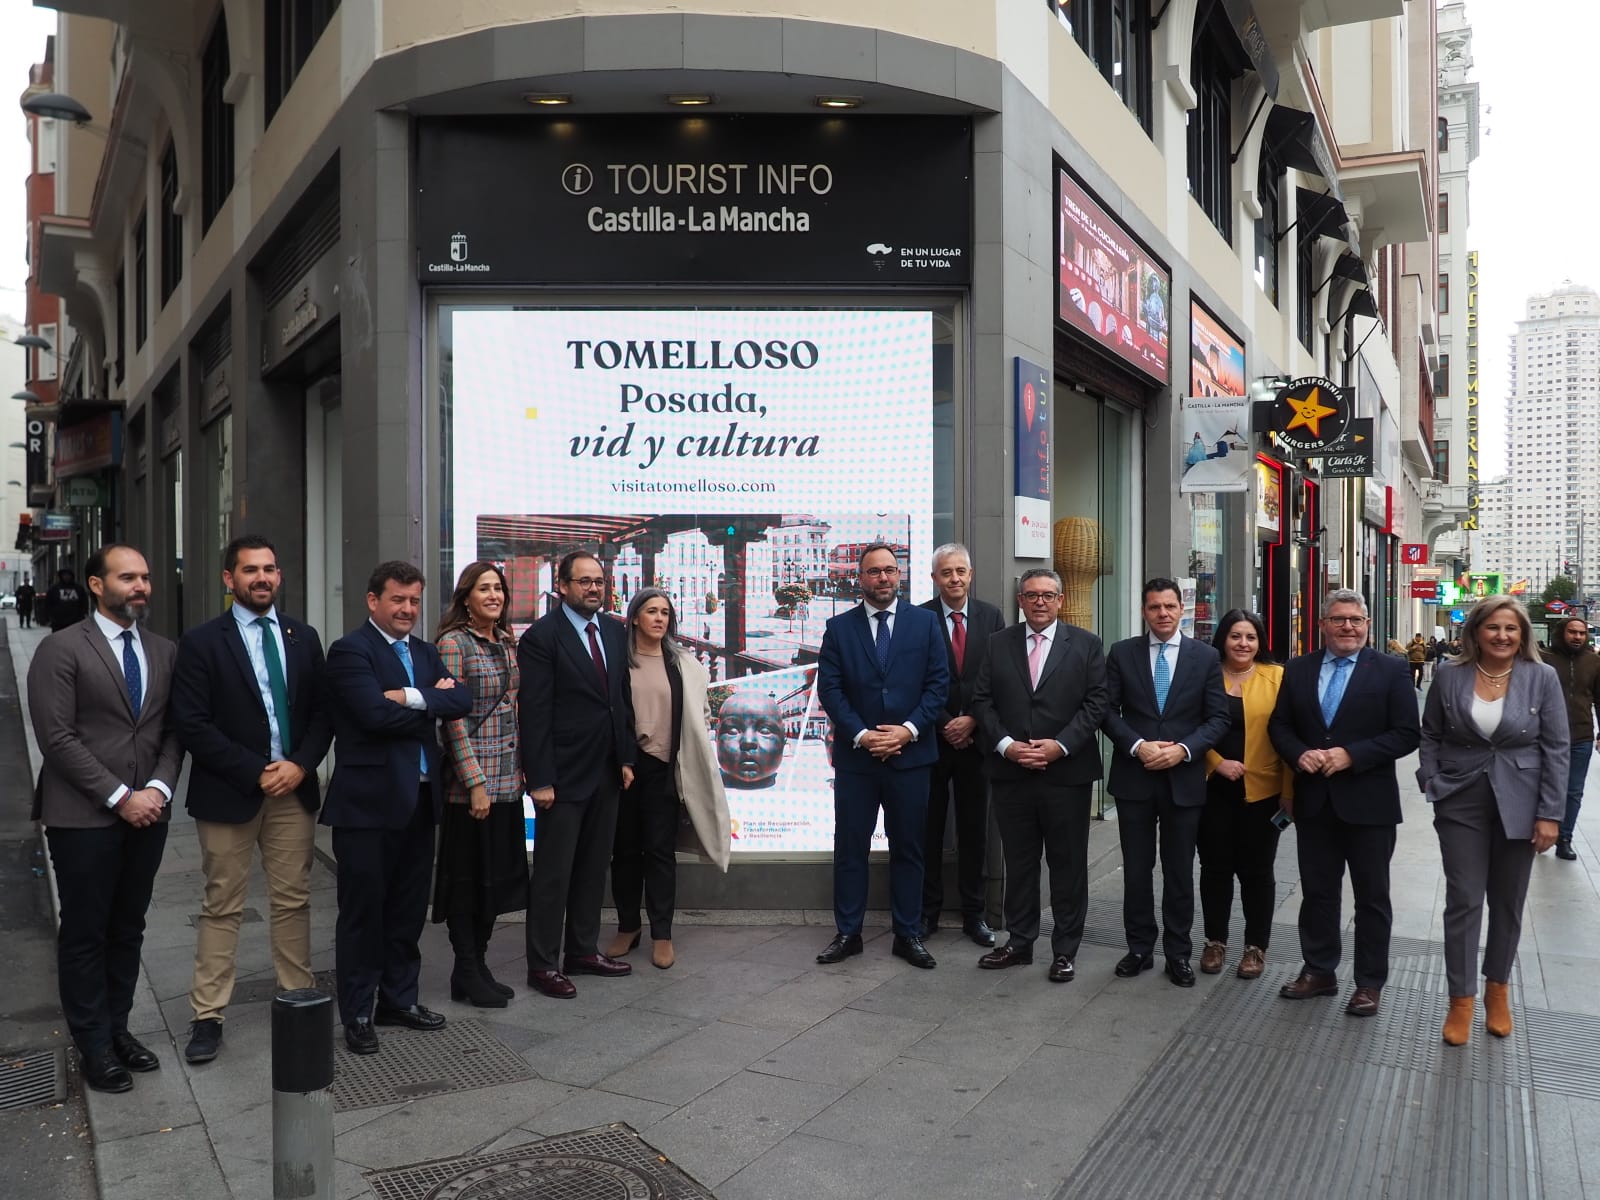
[110,1032,160,1072]
[816,933,864,964]
[919,917,939,939]
[892,935,937,969]
[1049,956,1076,983]
[81,1051,133,1093]
[1114,951,1155,978]
[1556,839,1578,861]
[978,942,1033,970]
[184,1019,223,1065]
[373,1003,446,1031]
[963,919,997,948]
[344,1019,379,1055]
[1165,957,1196,988]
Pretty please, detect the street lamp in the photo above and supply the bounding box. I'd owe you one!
[12,390,41,404]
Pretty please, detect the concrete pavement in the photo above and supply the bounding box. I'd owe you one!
[7,612,1600,1198]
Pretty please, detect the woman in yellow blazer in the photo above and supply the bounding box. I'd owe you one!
[1199,610,1294,979]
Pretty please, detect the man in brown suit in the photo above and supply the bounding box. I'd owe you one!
[29,545,183,1093]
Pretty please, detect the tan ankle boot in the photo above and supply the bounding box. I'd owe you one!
[1484,981,1512,1038]
[1442,996,1474,1046]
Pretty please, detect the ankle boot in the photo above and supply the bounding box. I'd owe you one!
[1484,980,1512,1038]
[476,919,513,999]
[447,915,507,1008]
[1442,996,1474,1046]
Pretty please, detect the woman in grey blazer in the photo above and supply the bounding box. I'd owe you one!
[1418,595,1568,1046]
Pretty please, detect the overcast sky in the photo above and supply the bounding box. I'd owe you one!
[0,2,1577,475]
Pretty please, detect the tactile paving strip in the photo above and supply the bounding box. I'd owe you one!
[364,1123,716,1200]
[331,1019,535,1111]
[0,1048,66,1111]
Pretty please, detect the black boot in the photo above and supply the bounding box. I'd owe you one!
[448,915,507,1008]
[475,917,513,999]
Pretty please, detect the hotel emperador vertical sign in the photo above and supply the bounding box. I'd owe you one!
[1463,250,1481,531]
[415,116,972,286]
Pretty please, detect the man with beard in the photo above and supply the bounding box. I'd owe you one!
[28,545,183,1093]
[1539,616,1600,861]
[518,550,636,999]
[170,535,334,1064]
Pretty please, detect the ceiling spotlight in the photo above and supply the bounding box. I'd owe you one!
[815,96,862,109]
[666,94,715,107]
[523,93,571,106]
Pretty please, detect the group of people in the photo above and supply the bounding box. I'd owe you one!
[26,535,1593,1096]
[27,537,733,1092]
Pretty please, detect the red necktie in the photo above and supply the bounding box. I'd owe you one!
[585,622,609,689]
[949,611,966,673]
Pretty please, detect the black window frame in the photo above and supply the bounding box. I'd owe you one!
[1435,352,1450,397]
[1187,10,1239,242]
[200,12,234,234]
[1432,438,1449,481]
[265,0,341,125]
[1255,148,1282,307]
[158,139,183,305]
[1059,0,1153,135]
[133,212,148,350]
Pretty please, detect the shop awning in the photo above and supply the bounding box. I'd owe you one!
[1265,106,1343,202]
[1292,186,1352,243]
[1219,0,1280,99]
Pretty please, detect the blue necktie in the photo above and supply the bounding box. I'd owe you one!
[1321,656,1353,726]
[121,631,142,720]
[1153,641,1171,713]
[393,638,428,776]
[874,611,891,672]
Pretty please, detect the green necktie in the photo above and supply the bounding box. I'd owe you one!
[254,616,292,754]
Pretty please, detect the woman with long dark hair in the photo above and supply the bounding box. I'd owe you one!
[1198,609,1293,979]
[603,587,731,969]
[431,562,529,1006]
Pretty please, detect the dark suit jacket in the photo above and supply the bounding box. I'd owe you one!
[517,608,635,803]
[818,601,949,775]
[1418,658,1567,839]
[28,619,183,827]
[919,597,1005,760]
[320,621,471,829]
[172,611,335,823]
[1103,633,1229,806]
[971,619,1108,787]
[1268,646,1421,825]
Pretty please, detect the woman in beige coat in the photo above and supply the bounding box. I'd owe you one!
[604,587,732,968]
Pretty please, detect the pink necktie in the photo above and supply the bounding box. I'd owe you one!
[1028,631,1046,688]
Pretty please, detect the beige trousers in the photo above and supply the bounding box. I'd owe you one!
[190,795,316,1022]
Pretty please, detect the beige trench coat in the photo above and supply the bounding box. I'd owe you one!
[671,648,733,871]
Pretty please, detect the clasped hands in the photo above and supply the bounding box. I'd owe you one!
[1004,739,1065,770]
[861,725,914,760]
[1136,740,1188,771]
[1296,746,1353,776]
[938,715,977,750]
[116,787,166,828]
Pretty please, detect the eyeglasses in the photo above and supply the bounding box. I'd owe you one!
[570,577,606,589]
[861,566,900,579]
[1019,591,1060,604]
[1325,615,1368,627]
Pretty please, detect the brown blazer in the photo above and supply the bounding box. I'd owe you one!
[28,618,184,828]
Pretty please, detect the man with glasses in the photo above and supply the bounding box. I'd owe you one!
[1269,588,1420,1018]
[970,570,1108,983]
[518,551,636,999]
[1103,577,1229,987]
[817,543,949,969]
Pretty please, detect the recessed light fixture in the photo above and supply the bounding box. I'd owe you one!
[523,93,571,106]
[666,94,715,106]
[815,95,862,109]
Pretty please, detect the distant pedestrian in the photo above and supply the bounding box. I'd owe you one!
[1407,635,1427,689]
[1422,596,1567,1045]
[15,575,34,627]
[29,544,182,1094]
[46,567,89,631]
[430,562,529,1008]
[170,535,333,1065]
[1538,616,1600,861]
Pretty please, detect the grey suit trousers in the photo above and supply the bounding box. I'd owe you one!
[1432,775,1535,997]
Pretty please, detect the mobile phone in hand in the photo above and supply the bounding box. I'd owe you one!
[1270,807,1292,831]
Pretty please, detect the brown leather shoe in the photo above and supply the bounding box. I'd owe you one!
[1236,945,1266,980]
[1048,956,1075,983]
[978,942,1033,970]
[563,953,632,978]
[1279,969,1339,1000]
[527,970,577,999]
[1346,985,1381,1017]
[1199,940,1226,974]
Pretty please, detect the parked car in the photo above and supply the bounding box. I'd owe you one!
[0,593,14,609]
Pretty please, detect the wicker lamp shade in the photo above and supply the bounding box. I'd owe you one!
[1054,516,1107,630]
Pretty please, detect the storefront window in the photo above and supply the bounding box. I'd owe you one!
[1051,385,1138,646]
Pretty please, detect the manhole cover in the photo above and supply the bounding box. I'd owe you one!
[366,1124,717,1200]
[0,1048,66,1111]
[332,1019,535,1111]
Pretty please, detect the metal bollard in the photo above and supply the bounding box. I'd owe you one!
[271,988,335,1200]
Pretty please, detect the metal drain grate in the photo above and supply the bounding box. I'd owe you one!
[0,1048,66,1111]
[1523,1008,1600,1101]
[364,1123,717,1200]
[331,1019,536,1111]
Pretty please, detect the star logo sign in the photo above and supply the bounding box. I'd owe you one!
[1282,386,1337,438]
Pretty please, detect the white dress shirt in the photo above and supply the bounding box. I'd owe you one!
[367,619,426,710]
[233,602,289,760]
[852,598,919,746]
[996,621,1069,758]
[93,610,173,809]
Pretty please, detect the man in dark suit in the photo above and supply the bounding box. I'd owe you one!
[918,543,1003,945]
[170,534,334,1065]
[816,543,949,969]
[971,569,1108,982]
[322,561,470,1053]
[29,544,183,1093]
[1269,588,1421,1018]
[1102,576,1229,987]
[518,550,636,999]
